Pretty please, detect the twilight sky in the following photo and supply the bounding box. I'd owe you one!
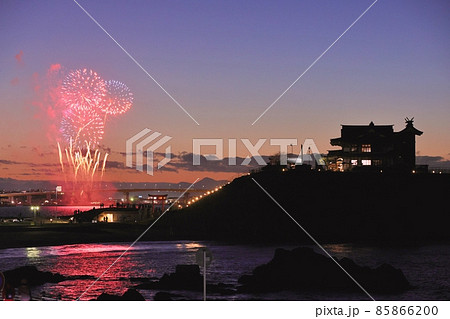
[0,0,449,184]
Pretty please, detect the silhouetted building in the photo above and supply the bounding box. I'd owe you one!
[327,118,423,172]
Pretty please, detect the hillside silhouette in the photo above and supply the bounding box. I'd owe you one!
[155,169,450,244]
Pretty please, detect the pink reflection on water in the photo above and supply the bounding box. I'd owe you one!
[47,243,134,256]
[34,243,155,300]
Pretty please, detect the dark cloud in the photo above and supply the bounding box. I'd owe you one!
[112,151,264,173]
[105,160,126,169]
[416,156,450,168]
[0,159,23,165]
[162,152,269,173]
[30,168,57,175]
[0,159,59,168]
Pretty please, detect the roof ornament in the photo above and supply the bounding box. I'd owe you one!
[405,117,414,125]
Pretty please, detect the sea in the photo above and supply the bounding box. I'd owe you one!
[0,240,448,301]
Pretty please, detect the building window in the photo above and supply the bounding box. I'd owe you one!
[362,160,371,166]
[351,159,358,166]
[350,145,358,152]
[372,159,382,166]
[362,144,371,152]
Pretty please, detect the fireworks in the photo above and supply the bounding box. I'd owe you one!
[54,67,133,202]
[102,80,133,115]
[58,141,108,180]
[59,69,133,149]
[60,107,105,150]
[61,68,106,111]
[58,141,108,201]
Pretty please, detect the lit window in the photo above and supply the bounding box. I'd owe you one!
[351,159,358,166]
[362,144,371,152]
[350,145,358,152]
[362,160,371,166]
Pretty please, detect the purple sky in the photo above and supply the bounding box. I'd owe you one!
[0,0,449,183]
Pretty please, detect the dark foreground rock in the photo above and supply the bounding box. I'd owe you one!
[3,266,66,287]
[137,265,203,291]
[154,291,185,301]
[95,288,145,301]
[238,247,410,294]
[136,264,237,296]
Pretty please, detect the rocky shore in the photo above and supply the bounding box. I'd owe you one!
[0,246,410,301]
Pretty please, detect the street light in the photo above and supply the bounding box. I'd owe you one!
[31,206,39,224]
[30,206,39,213]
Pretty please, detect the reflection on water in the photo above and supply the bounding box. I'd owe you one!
[0,241,449,301]
[175,242,203,250]
[25,247,40,259]
[47,243,133,256]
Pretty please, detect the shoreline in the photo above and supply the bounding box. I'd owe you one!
[1,223,449,250]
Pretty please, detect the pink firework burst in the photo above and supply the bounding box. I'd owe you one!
[60,107,105,149]
[101,80,133,115]
[61,68,106,111]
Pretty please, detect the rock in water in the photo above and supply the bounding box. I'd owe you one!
[154,291,177,301]
[121,289,146,301]
[238,247,410,294]
[3,266,65,287]
[96,289,145,301]
[158,264,203,291]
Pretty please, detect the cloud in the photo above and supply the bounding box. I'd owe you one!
[416,156,450,168]
[105,160,126,169]
[15,50,24,65]
[0,159,23,165]
[31,146,45,157]
[161,152,269,173]
[10,77,19,86]
[0,158,59,168]
[112,151,265,173]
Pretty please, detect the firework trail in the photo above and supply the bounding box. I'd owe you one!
[58,140,109,201]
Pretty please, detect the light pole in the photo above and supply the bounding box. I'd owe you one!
[31,206,39,225]
[55,186,62,221]
[196,247,213,301]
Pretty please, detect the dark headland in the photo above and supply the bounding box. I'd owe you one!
[1,169,449,249]
[157,169,450,244]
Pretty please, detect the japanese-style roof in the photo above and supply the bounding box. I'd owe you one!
[330,122,394,145]
[395,123,423,136]
[341,122,394,138]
